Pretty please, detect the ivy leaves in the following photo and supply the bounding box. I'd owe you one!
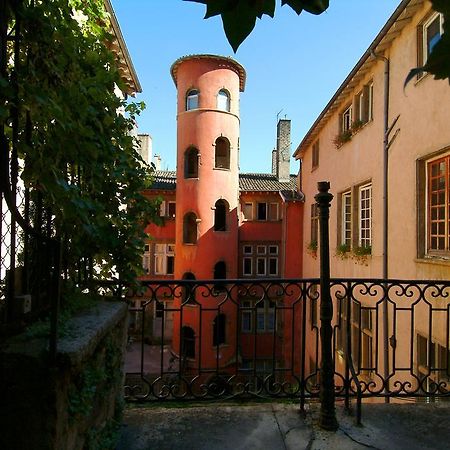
[186,0,329,51]
[3,0,160,284]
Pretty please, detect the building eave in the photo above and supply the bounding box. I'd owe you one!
[170,54,246,92]
[293,0,424,159]
[104,0,142,95]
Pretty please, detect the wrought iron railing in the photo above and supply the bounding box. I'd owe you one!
[124,278,450,406]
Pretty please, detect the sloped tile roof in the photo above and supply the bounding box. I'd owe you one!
[148,171,303,200]
[239,173,297,192]
[150,170,177,190]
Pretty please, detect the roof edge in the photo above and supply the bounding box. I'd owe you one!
[170,54,246,92]
[293,0,417,158]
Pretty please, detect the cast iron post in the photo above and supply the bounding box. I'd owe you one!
[315,181,338,431]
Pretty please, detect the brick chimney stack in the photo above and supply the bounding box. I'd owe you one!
[276,119,291,182]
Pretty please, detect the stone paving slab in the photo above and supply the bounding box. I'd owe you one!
[117,401,450,450]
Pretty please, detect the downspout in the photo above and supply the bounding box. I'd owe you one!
[371,50,390,399]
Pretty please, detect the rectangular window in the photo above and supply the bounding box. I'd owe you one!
[268,245,278,255]
[159,200,166,217]
[243,245,253,255]
[167,201,176,218]
[256,301,276,332]
[341,191,352,247]
[268,203,279,221]
[418,12,444,79]
[354,82,373,124]
[241,301,252,332]
[243,257,253,276]
[154,243,175,275]
[341,104,352,133]
[268,257,278,276]
[257,245,266,255]
[312,140,319,169]
[142,244,151,274]
[359,184,372,248]
[257,202,267,220]
[256,257,266,276]
[243,202,253,220]
[427,155,450,253]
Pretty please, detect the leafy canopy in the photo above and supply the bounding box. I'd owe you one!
[1,0,160,285]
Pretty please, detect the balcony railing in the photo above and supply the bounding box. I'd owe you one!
[124,278,450,407]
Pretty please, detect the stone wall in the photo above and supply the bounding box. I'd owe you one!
[0,301,128,450]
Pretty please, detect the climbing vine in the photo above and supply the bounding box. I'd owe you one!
[1,0,159,285]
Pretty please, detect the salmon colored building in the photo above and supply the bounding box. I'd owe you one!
[137,55,304,374]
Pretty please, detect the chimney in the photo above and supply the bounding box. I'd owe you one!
[271,149,277,175]
[276,119,291,182]
[137,133,152,165]
[154,154,162,171]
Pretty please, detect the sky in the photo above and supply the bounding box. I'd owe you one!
[111,0,400,174]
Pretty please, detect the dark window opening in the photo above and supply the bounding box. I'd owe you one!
[213,261,226,291]
[214,199,227,231]
[257,202,267,220]
[182,272,196,304]
[185,147,199,178]
[181,326,195,358]
[183,212,198,244]
[215,137,230,169]
[213,314,226,346]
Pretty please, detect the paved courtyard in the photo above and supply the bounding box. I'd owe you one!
[117,400,450,450]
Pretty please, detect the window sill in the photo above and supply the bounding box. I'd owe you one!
[213,167,231,171]
[415,257,450,267]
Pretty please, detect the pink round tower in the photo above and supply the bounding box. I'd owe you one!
[171,55,246,280]
[170,54,246,369]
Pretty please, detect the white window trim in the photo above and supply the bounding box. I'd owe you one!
[342,104,353,133]
[243,257,253,276]
[342,191,352,247]
[154,243,175,275]
[423,12,444,65]
[268,257,278,276]
[256,257,267,276]
[358,184,372,248]
[243,202,253,221]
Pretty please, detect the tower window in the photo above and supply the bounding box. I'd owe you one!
[213,313,226,346]
[183,212,198,244]
[214,199,227,231]
[185,147,199,178]
[182,272,196,304]
[215,137,230,170]
[217,89,230,112]
[181,326,195,358]
[186,89,199,111]
[213,261,227,291]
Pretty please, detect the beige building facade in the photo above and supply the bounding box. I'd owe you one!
[294,0,450,392]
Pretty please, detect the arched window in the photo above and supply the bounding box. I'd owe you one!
[181,326,195,358]
[183,213,198,244]
[217,89,230,112]
[185,147,199,178]
[182,272,196,304]
[186,89,199,110]
[214,199,227,231]
[213,314,226,346]
[215,137,230,169]
[213,261,226,292]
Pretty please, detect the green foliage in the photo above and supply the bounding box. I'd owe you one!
[352,245,371,257]
[335,243,350,259]
[2,0,160,286]
[185,0,329,51]
[307,240,317,257]
[333,130,352,149]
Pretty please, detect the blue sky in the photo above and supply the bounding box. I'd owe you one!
[112,0,400,174]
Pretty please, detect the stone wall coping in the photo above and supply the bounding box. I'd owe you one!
[56,301,127,367]
[2,301,127,369]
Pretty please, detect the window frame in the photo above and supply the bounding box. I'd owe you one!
[184,147,199,179]
[242,202,253,221]
[426,153,450,255]
[214,136,231,170]
[183,212,198,244]
[257,202,268,221]
[341,104,353,133]
[217,89,230,112]
[341,191,352,247]
[186,89,199,111]
[358,184,372,249]
[312,140,319,169]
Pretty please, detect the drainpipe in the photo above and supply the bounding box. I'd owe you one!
[371,50,390,399]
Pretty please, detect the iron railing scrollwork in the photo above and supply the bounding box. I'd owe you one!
[123,278,450,408]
